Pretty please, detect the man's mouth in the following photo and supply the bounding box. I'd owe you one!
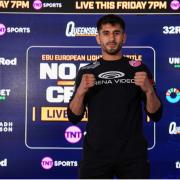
[107,42,116,47]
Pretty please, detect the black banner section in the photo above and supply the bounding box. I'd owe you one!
[0,0,180,13]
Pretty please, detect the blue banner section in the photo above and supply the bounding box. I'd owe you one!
[0,14,180,178]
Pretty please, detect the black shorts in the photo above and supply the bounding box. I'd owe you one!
[79,158,150,179]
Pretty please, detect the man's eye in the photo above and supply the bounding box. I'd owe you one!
[102,32,109,35]
[114,31,121,35]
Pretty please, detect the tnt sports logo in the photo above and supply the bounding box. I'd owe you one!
[64,126,82,143]
[0,23,30,36]
[41,157,53,170]
[0,24,6,36]
[33,0,42,10]
[170,0,180,10]
[41,157,78,169]
[98,71,125,79]
[33,0,62,10]
[166,88,180,103]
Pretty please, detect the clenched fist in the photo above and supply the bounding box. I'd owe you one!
[77,74,96,96]
[134,72,153,93]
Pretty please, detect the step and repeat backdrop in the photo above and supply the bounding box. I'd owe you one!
[0,0,180,179]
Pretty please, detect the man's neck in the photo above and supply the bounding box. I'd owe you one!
[102,53,122,61]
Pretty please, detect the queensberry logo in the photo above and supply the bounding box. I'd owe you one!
[166,88,180,103]
[65,21,97,37]
[169,122,180,135]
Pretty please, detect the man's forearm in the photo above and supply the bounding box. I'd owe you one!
[69,91,86,115]
[146,88,161,113]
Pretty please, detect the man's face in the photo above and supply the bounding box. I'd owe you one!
[96,23,126,55]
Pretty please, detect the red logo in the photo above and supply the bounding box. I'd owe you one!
[129,60,141,67]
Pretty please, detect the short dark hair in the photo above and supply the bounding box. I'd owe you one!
[96,14,125,32]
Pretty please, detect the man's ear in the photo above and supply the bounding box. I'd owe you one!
[96,34,100,45]
[123,33,127,44]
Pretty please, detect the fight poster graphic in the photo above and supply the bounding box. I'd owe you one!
[25,46,155,149]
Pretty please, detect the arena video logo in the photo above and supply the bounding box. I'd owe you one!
[96,71,134,85]
[169,57,180,68]
[65,21,97,37]
[166,88,180,103]
[169,122,180,135]
[170,0,180,10]
[98,71,125,79]
[0,23,30,36]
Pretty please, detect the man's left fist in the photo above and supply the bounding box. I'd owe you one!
[134,72,153,93]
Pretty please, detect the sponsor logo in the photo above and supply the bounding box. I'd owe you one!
[129,60,141,67]
[64,126,82,143]
[54,160,78,167]
[0,23,6,36]
[0,23,30,36]
[169,122,180,135]
[41,157,54,170]
[163,26,180,34]
[166,88,180,103]
[0,122,13,133]
[98,71,125,79]
[41,157,78,169]
[33,0,62,10]
[176,161,180,169]
[0,57,17,66]
[33,0,42,10]
[169,57,180,68]
[96,71,134,86]
[0,89,11,101]
[66,21,97,37]
[170,0,180,10]
[0,159,7,167]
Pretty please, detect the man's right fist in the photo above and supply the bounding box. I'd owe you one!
[77,74,96,95]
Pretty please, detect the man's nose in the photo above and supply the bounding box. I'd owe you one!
[109,33,115,41]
